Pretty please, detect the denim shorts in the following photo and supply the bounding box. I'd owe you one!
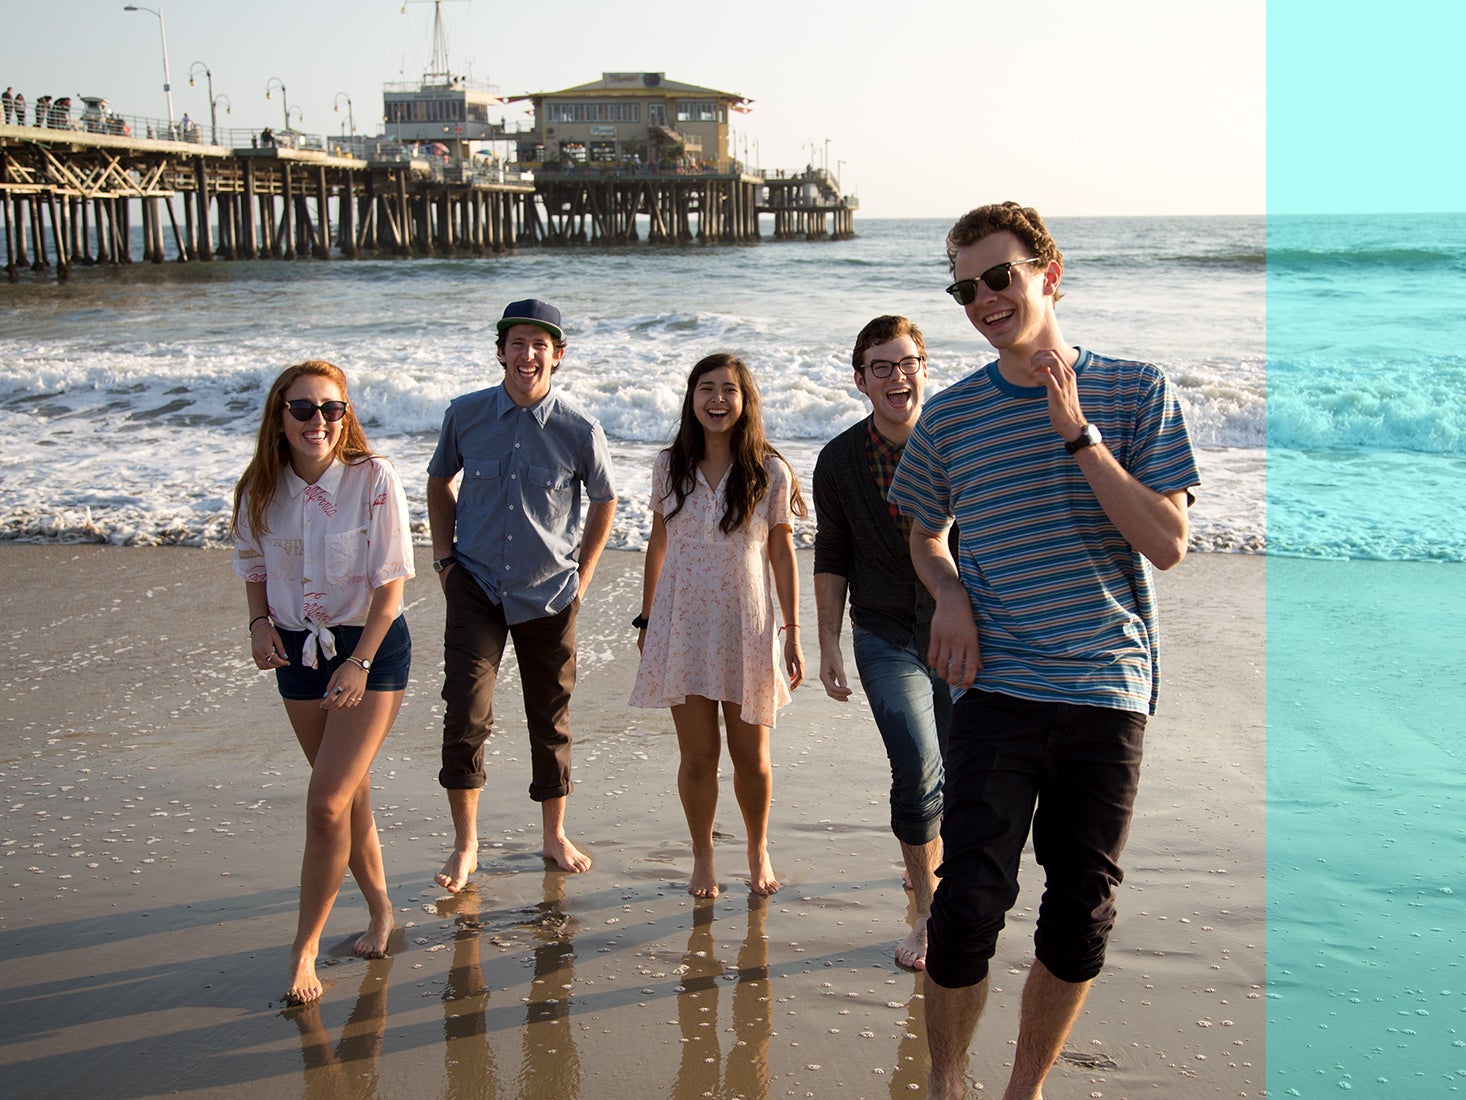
[274,615,412,700]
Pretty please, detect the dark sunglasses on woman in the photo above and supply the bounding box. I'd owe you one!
[285,399,349,422]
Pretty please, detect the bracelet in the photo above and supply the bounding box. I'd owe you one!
[779,623,800,635]
[248,615,271,633]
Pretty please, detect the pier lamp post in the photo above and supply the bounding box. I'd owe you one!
[123,5,175,131]
[212,94,232,143]
[264,77,289,133]
[333,93,355,138]
[187,62,217,143]
[823,137,831,175]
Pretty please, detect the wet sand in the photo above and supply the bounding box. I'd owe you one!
[0,546,1263,1098]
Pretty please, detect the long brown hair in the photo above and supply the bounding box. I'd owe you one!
[662,353,807,535]
[231,360,375,538]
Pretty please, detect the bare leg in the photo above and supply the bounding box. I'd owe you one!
[436,787,480,893]
[346,770,395,957]
[1003,960,1091,1100]
[672,697,723,898]
[723,702,778,896]
[540,795,591,872]
[925,971,989,1100]
[895,836,941,969]
[282,692,401,1005]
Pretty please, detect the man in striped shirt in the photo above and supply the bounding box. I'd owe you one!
[888,202,1200,1100]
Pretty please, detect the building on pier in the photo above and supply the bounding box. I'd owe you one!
[511,72,749,173]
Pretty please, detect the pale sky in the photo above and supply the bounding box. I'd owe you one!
[5,0,1265,218]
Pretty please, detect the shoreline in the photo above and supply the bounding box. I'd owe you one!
[0,545,1264,1097]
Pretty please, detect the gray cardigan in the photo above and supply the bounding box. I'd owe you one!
[812,416,947,654]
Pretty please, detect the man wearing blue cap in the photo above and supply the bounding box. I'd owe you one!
[428,299,617,888]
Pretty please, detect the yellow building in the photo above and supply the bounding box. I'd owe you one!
[510,72,750,172]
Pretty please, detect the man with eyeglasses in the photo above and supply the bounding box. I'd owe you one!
[813,314,952,972]
[888,202,1200,1100]
[427,298,617,890]
[815,316,949,973]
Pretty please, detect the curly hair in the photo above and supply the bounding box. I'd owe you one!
[231,360,375,539]
[946,201,1065,304]
[662,353,807,535]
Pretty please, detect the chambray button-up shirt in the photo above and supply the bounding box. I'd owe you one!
[428,383,616,625]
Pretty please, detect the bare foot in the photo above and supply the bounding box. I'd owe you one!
[894,915,928,970]
[435,847,479,893]
[284,947,323,1006]
[688,853,719,898]
[748,845,779,896]
[354,911,395,959]
[543,834,592,873]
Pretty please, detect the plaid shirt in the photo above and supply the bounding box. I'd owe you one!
[863,415,912,540]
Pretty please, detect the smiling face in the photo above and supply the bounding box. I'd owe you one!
[499,323,564,407]
[279,374,346,480]
[952,229,1062,357]
[692,365,744,439]
[856,334,927,442]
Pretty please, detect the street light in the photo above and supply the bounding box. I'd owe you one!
[333,92,355,137]
[188,61,218,143]
[123,5,175,130]
[823,137,831,174]
[264,77,289,132]
[213,93,232,142]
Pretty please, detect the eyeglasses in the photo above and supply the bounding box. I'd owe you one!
[284,399,349,422]
[945,258,1042,305]
[863,354,925,379]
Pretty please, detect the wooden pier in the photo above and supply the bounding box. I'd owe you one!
[1,126,857,281]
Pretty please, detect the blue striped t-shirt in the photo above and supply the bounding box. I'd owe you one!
[888,348,1200,715]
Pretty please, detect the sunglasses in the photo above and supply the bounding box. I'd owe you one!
[284,399,349,422]
[945,258,1042,305]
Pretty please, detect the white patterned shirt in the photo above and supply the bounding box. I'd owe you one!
[234,457,414,667]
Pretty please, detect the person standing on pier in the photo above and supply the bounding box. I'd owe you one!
[888,201,1199,1099]
[13,91,24,126]
[813,314,951,970]
[427,299,617,891]
[3,88,13,126]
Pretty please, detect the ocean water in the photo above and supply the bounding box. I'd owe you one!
[0,214,1267,553]
[1265,209,1466,1093]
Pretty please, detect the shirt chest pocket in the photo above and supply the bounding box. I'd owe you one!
[326,525,369,586]
[524,463,574,525]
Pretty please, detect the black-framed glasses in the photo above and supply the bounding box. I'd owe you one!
[945,258,1042,305]
[864,354,925,379]
[285,399,349,422]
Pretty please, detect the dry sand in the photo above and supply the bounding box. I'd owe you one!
[0,545,1263,1098]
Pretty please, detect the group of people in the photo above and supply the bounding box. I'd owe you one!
[232,201,1199,1099]
[2,87,78,130]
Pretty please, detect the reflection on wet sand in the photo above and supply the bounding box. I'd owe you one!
[518,871,583,1097]
[287,955,393,1097]
[672,896,772,1100]
[439,887,500,1098]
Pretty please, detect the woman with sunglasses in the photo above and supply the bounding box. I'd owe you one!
[232,360,414,1006]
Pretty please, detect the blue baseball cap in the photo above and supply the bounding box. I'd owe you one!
[496,299,564,342]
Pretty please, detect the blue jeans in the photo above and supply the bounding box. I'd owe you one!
[852,627,951,846]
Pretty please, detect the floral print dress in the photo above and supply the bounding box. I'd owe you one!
[630,451,795,727]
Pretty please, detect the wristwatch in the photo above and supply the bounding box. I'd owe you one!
[631,613,649,630]
[346,656,371,671]
[433,555,457,573]
[1064,423,1103,455]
